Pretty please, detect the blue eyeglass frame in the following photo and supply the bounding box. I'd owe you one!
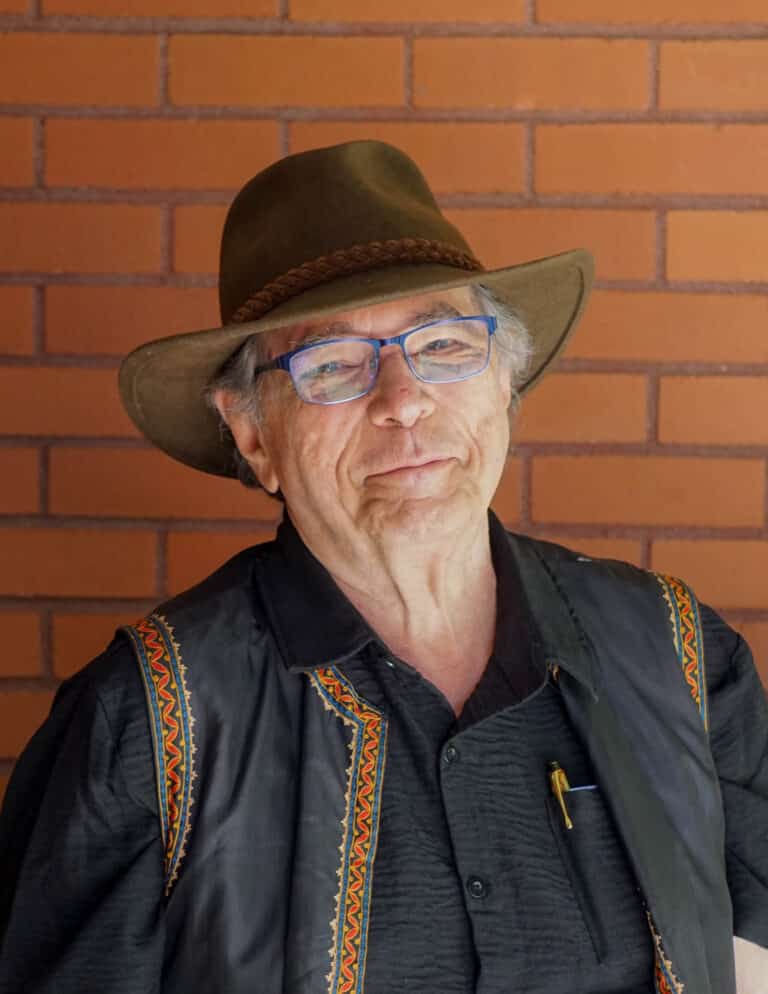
[251,314,498,405]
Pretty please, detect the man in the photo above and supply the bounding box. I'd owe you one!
[0,141,766,994]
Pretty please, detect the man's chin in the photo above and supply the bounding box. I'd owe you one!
[358,488,477,544]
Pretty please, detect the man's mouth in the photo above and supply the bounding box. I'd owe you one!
[367,458,452,479]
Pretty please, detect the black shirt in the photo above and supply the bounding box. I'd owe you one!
[1,513,767,993]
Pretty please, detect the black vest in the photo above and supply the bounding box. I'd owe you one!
[123,530,735,994]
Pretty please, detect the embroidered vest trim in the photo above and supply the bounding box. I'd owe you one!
[309,666,388,994]
[649,572,708,994]
[121,613,197,897]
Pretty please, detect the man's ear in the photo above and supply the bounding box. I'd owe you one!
[212,389,280,494]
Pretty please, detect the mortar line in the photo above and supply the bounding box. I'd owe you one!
[39,605,54,678]
[639,534,652,570]
[403,35,414,109]
[2,17,768,39]
[649,38,661,111]
[525,121,535,200]
[656,208,668,285]
[279,119,290,157]
[6,105,768,124]
[161,203,174,277]
[32,284,45,354]
[33,117,45,188]
[158,31,170,107]
[646,370,661,446]
[155,528,169,599]
[38,443,49,516]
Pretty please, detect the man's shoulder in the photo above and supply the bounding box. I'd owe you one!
[65,537,282,699]
[508,529,657,589]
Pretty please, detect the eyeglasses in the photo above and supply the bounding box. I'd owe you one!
[251,314,497,406]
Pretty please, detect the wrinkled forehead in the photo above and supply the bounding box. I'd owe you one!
[262,284,479,357]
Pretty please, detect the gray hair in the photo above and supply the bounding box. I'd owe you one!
[206,284,533,493]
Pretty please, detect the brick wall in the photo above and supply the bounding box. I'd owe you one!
[2,1,768,795]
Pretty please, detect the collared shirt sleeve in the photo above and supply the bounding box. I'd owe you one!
[0,640,165,994]
[702,605,768,948]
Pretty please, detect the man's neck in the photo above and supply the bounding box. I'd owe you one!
[290,508,498,713]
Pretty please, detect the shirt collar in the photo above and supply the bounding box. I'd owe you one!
[252,512,376,672]
[252,509,597,696]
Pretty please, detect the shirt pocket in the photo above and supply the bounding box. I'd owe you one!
[546,784,641,965]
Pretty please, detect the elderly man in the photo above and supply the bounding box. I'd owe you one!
[0,141,766,994]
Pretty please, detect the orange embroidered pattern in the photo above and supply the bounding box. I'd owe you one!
[655,573,708,730]
[648,913,685,994]
[123,614,196,897]
[646,571,709,994]
[310,666,388,994]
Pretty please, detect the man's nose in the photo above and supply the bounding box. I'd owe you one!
[366,346,435,428]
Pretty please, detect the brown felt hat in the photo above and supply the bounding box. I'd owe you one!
[119,140,594,478]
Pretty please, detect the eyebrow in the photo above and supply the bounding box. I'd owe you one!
[287,301,466,350]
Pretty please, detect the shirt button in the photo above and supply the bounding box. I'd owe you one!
[443,744,459,765]
[466,876,488,900]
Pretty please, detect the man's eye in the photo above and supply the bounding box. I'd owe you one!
[304,359,358,380]
[421,338,461,354]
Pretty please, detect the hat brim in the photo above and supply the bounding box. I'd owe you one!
[119,248,594,477]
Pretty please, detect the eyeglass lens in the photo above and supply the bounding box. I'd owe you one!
[289,318,492,405]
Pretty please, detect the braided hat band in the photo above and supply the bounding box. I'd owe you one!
[230,238,483,325]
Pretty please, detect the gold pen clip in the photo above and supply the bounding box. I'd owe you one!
[548,760,573,830]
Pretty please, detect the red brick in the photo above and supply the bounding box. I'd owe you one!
[489,456,522,525]
[0,692,56,758]
[174,204,227,274]
[518,373,647,443]
[52,610,141,679]
[447,208,655,282]
[667,212,768,284]
[659,377,768,446]
[0,287,35,355]
[532,534,643,566]
[0,118,35,187]
[0,34,158,107]
[532,456,764,527]
[414,39,648,110]
[729,620,768,687]
[46,286,219,356]
[0,368,137,437]
[0,449,39,513]
[0,0,27,11]
[167,528,276,594]
[291,0,524,21]
[0,612,42,677]
[661,41,768,112]
[0,527,156,597]
[47,120,279,190]
[569,291,768,364]
[538,0,767,22]
[537,124,768,196]
[652,540,768,611]
[290,122,526,194]
[45,0,276,14]
[50,448,282,520]
[0,204,162,274]
[170,36,403,107]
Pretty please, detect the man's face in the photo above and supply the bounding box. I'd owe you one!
[222,286,513,548]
